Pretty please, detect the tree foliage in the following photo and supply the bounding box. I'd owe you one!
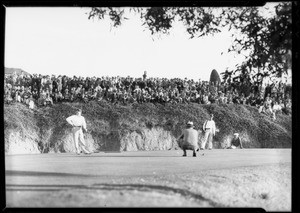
[88,3,292,91]
[220,3,292,91]
[88,7,222,37]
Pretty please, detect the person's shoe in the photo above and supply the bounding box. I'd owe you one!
[182,154,187,157]
[193,153,197,157]
[200,148,204,150]
[208,148,212,150]
[196,148,200,152]
[76,152,81,155]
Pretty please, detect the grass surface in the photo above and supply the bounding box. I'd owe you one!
[6,163,291,210]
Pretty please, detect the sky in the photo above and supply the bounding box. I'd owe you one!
[5,4,281,81]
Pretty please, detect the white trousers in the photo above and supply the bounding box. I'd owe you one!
[201,129,213,149]
[72,127,88,153]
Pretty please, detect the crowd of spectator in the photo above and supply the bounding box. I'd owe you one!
[4,71,292,120]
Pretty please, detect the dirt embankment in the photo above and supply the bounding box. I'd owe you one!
[4,102,292,154]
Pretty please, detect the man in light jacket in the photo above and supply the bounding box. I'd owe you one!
[201,114,216,150]
[66,108,91,155]
[177,121,199,157]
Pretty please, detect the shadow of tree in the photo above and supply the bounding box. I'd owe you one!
[6,181,223,207]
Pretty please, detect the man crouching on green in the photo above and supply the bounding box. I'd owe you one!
[177,121,199,157]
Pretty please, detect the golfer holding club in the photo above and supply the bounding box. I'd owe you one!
[66,108,91,155]
[201,114,216,150]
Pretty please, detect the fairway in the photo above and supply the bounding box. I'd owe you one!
[5,149,291,210]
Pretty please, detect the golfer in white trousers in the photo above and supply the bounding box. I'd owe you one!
[66,108,91,155]
[201,114,216,150]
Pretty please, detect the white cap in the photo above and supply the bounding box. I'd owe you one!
[187,121,194,126]
[234,133,239,136]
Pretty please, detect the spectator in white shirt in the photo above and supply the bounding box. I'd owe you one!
[15,91,22,102]
[28,95,35,110]
[272,101,282,120]
[273,101,282,112]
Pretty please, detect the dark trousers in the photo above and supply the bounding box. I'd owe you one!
[181,143,197,156]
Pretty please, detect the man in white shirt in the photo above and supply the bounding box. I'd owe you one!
[272,101,282,120]
[66,109,91,155]
[28,95,35,110]
[201,114,216,150]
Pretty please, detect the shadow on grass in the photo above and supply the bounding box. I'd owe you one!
[6,183,222,207]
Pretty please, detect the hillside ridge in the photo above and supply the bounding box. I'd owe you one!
[5,67,31,76]
[4,102,292,154]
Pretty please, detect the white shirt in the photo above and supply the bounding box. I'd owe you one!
[66,115,87,129]
[95,85,102,92]
[29,100,35,109]
[203,120,216,135]
[273,104,282,111]
[41,78,47,85]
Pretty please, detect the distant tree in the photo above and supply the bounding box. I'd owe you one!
[209,69,221,85]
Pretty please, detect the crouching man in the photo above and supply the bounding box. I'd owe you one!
[177,121,199,157]
[227,133,243,149]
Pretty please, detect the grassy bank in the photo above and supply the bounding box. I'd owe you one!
[4,101,292,153]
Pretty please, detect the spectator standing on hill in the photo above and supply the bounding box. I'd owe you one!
[201,114,216,150]
[36,74,42,96]
[255,94,264,108]
[227,133,243,149]
[5,87,13,104]
[52,75,58,93]
[143,71,147,81]
[66,108,91,155]
[272,101,282,120]
[246,92,256,106]
[28,95,35,110]
[22,87,31,105]
[15,89,21,103]
[202,93,210,104]
[283,98,291,115]
[57,77,62,92]
[177,121,199,157]
[45,93,53,106]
